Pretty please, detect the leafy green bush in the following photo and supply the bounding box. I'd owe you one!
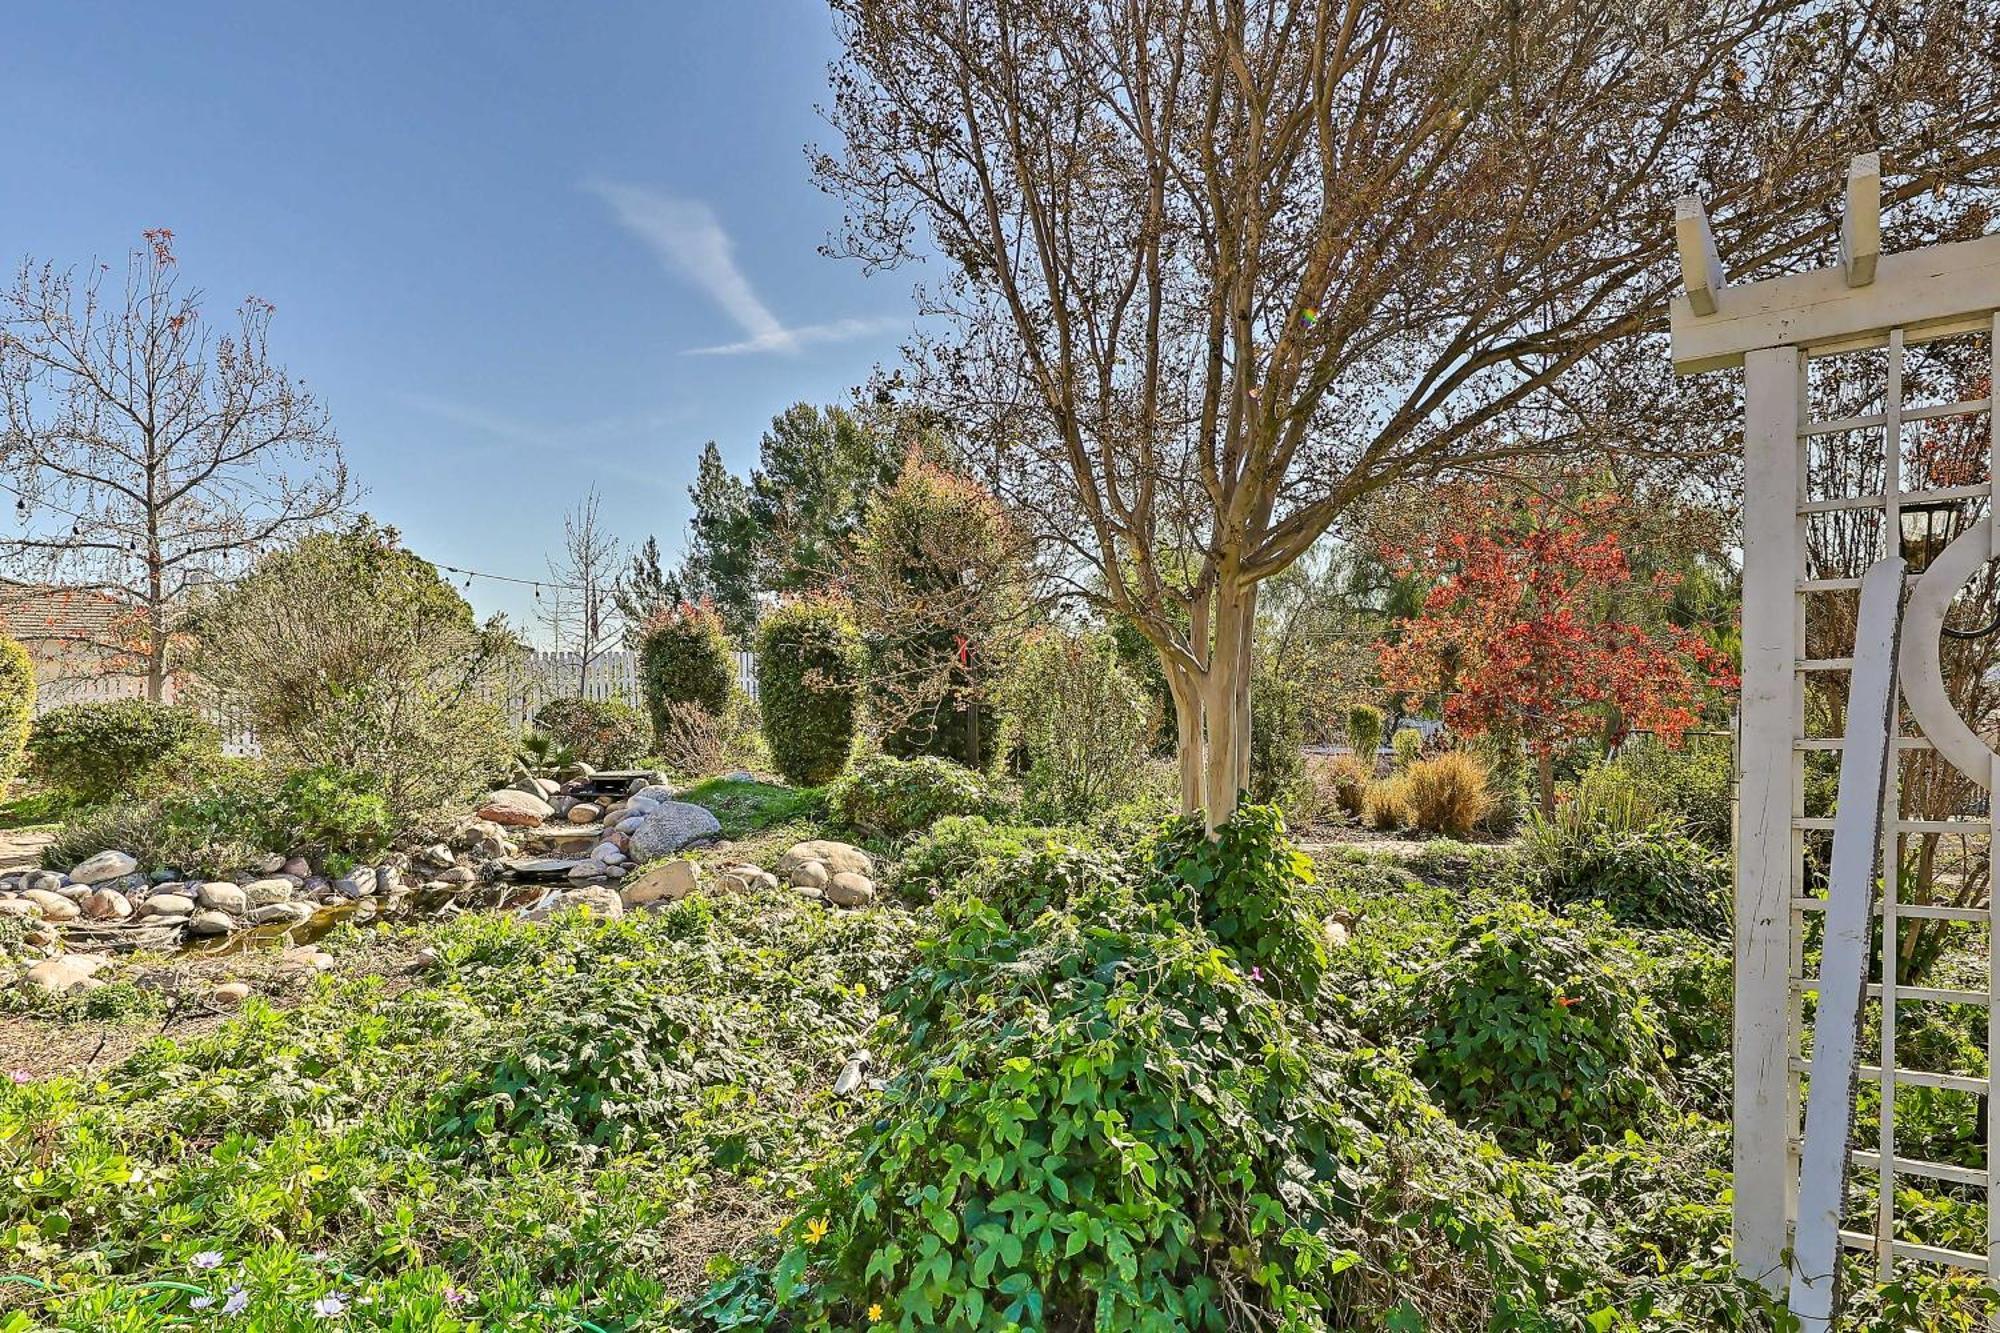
[1248,667,1305,804]
[0,635,32,789]
[890,814,1035,901]
[184,520,520,819]
[1148,802,1328,1003]
[1402,902,1670,1154]
[1532,822,1731,935]
[634,599,736,745]
[1604,740,1733,852]
[1346,702,1383,758]
[531,696,649,769]
[755,598,862,786]
[27,699,218,803]
[828,753,997,840]
[1391,725,1425,767]
[999,627,1152,821]
[42,761,394,877]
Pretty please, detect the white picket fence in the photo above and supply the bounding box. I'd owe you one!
[505,649,757,729]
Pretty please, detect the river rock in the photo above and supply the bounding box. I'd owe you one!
[436,865,476,886]
[79,888,133,921]
[70,851,138,885]
[244,878,294,906]
[479,788,554,826]
[21,888,79,921]
[789,860,830,891]
[279,946,334,973]
[621,859,697,909]
[0,898,35,918]
[567,803,603,824]
[627,802,723,861]
[23,870,64,894]
[825,872,877,908]
[139,893,196,918]
[282,856,312,879]
[187,910,235,937]
[529,885,623,920]
[778,841,875,880]
[249,902,316,926]
[197,882,250,914]
[24,954,109,994]
[212,981,251,1008]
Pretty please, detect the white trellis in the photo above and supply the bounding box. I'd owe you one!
[1672,152,2000,1314]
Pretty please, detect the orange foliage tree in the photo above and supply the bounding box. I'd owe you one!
[1376,489,1736,814]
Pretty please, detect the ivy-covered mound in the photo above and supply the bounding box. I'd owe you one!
[694,813,1759,1333]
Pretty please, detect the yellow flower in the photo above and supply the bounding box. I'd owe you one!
[868,1304,884,1322]
[804,1217,830,1245]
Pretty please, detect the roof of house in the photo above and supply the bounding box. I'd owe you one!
[0,582,142,655]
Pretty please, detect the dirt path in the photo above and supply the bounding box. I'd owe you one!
[0,826,53,874]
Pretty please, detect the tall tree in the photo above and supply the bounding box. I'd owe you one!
[748,402,903,593]
[0,230,350,699]
[542,486,624,691]
[819,0,2000,825]
[613,536,684,645]
[682,441,759,635]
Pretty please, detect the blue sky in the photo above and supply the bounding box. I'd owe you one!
[0,1,919,640]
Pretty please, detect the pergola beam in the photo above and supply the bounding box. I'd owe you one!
[1675,194,1726,316]
[1842,151,1881,288]
[1670,231,2000,374]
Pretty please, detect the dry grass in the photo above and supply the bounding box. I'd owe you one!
[1400,752,1496,837]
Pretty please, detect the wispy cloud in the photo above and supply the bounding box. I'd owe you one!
[585,181,898,356]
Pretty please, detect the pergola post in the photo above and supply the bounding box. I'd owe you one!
[1736,344,1802,1292]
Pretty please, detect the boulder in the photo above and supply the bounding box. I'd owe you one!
[281,856,313,879]
[435,865,475,886]
[69,851,138,885]
[621,859,697,909]
[567,803,603,824]
[79,888,133,921]
[245,878,295,906]
[720,866,780,894]
[140,893,196,918]
[825,872,877,908]
[21,888,79,921]
[478,789,555,827]
[187,910,236,937]
[788,860,830,892]
[24,954,110,994]
[778,841,875,880]
[629,783,676,805]
[530,885,623,920]
[196,882,250,915]
[23,870,65,894]
[249,902,316,926]
[212,981,251,1008]
[627,802,723,862]
[0,898,36,919]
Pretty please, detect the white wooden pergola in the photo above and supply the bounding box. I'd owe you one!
[1670,153,2000,1313]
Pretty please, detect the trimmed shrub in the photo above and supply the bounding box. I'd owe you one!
[1000,627,1153,821]
[1346,702,1383,759]
[1362,776,1410,831]
[1400,751,1495,837]
[532,696,649,769]
[828,753,996,840]
[635,600,735,744]
[1391,725,1426,767]
[1402,902,1670,1154]
[0,636,32,789]
[1248,668,1305,804]
[1533,823,1731,935]
[755,598,862,786]
[27,699,218,804]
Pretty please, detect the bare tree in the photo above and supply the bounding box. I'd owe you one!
[820,0,2000,824]
[0,229,349,699]
[543,486,624,694]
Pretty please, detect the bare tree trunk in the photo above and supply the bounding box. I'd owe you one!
[1165,664,1203,814]
[1537,751,1557,818]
